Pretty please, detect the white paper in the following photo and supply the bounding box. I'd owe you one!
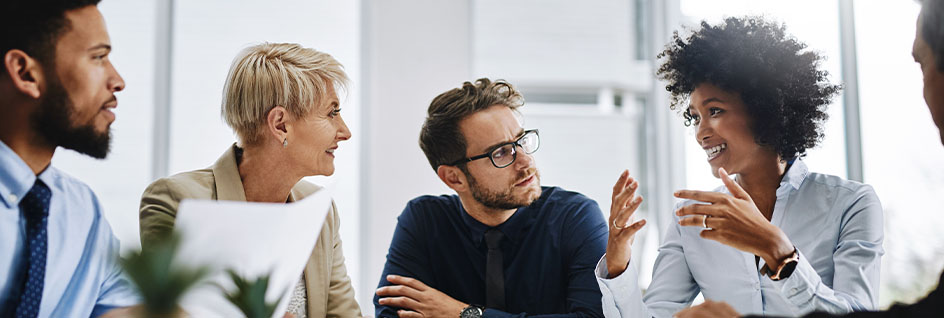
[172,189,332,318]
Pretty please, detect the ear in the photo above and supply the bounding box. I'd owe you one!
[266,106,290,144]
[3,49,44,99]
[437,165,468,192]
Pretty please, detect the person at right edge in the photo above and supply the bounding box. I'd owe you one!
[676,0,944,317]
[597,16,885,317]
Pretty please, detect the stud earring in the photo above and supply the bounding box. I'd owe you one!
[283,138,288,148]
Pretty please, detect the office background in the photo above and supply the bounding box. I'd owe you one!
[55,0,943,313]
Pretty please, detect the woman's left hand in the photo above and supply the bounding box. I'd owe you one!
[674,168,794,267]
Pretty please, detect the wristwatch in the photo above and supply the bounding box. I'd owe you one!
[460,305,484,318]
[762,247,799,281]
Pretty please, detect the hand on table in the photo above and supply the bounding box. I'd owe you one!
[376,274,467,318]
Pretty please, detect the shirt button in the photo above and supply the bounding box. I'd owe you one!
[7,194,16,202]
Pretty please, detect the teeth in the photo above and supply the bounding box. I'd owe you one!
[705,143,726,159]
[326,149,335,153]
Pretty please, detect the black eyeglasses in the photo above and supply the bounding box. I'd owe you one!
[448,129,540,168]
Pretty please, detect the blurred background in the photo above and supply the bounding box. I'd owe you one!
[58,0,942,313]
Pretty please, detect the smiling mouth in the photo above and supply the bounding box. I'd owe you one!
[326,148,337,157]
[705,143,727,161]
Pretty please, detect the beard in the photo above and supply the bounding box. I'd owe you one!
[465,167,542,210]
[31,76,112,159]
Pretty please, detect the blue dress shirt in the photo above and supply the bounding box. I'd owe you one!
[375,186,608,317]
[595,160,884,317]
[0,141,138,317]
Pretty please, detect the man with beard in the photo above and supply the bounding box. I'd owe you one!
[0,0,138,317]
[374,78,608,318]
[675,0,944,317]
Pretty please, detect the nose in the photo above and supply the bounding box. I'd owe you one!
[337,115,352,141]
[512,144,534,169]
[108,62,125,92]
[695,121,711,145]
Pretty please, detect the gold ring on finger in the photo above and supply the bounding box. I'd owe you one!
[613,219,626,230]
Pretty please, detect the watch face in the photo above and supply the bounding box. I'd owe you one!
[780,259,799,278]
[460,306,483,318]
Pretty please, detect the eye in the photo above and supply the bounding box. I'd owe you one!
[492,145,510,159]
[328,108,341,118]
[709,107,723,116]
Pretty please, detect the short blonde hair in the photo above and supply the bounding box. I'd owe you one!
[221,42,348,144]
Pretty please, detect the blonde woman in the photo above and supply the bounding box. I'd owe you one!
[139,43,360,317]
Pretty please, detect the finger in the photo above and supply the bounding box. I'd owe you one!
[614,195,643,228]
[617,219,646,240]
[719,168,750,200]
[385,275,428,291]
[699,228,724,242]
[611,170,629,198]
[397,310,424,318]
[675,203,722,217]
[375,284,422,299]
[613,178,639,219]
[609,170,630,222]
[377,296,421,311]
[673,190,728,203]
[678,215,705,228]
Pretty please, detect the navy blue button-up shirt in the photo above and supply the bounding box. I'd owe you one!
[375,186,607,317]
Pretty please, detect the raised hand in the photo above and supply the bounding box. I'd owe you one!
[605,170,646,278]
[674,168,794,268]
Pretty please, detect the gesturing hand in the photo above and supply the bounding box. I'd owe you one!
[605,170,646,279]
[673,168,794,268]
[376,275,467,318]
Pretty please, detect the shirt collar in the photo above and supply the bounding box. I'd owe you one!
[211,143,248,201]
[0,140,39,208]
[778,158,809,194]
[460,187,546,247]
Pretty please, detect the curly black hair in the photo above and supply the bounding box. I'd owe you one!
[657,16,841,160]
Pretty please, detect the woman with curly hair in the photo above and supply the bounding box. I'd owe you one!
[594,17,884,317]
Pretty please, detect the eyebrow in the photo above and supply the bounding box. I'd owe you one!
[686,97,725,114]
[700,97,724,106]
[480,129,526,153]
[87,44,111,52]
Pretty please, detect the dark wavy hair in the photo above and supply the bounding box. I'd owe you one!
[657,16,841,160]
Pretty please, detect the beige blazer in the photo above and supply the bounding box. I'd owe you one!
[138,144,362,317]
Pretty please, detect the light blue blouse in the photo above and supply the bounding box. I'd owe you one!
[595,160,884,317]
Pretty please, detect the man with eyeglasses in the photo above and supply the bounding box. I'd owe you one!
[374,78,608,318]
